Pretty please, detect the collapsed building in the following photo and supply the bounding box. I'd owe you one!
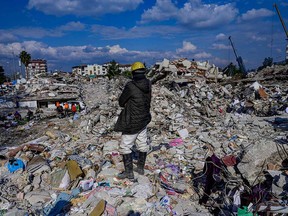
[0,58,287,215]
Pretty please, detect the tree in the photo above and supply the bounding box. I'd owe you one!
[257,57,273,71]
[106,60,121,79]
[262,57,273,68]
[122,70,132,78]
[19,50,31,80]
[0,65,6,84]
[223,63,243,77]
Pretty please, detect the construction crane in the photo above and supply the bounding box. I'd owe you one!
[274,3,288,62]
[228,36,247,75]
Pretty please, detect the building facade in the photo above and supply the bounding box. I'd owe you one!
[27,59,47,78]
[118,64,132,73]
[72,65,87,76]
[72,64,108,78]
[85,64,108,78]
[72,62,132,78]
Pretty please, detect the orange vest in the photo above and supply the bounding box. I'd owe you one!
[64,103,69,109]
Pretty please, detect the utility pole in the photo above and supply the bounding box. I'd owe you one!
[274,3,288,62]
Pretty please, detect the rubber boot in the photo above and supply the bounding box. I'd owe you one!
[135,152,147,175]
[117,154,134,180]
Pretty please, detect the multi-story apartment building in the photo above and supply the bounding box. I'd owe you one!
[72,62,132,78]
[72,65,87,76]
[27,59,47,78]
[72,64,108,78]
[85,64,108,77]
[118,64,132,73]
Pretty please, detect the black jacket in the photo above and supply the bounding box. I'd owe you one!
[114,77,151,134]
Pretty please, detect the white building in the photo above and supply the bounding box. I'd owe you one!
[72,64,107,78]
[72,62,133,78]
[72,65,87,76]
[119,64,132,73]
[85,64,108,77]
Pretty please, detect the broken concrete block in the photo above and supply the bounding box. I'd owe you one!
[177,128,189,139]
[32,174,41,189]
[59,170,70,189]
[182,60,192,68]
[67,160,83,181]
[45,131,57,140]
[159,59,170,71]
[89,199,106,216]
[25,191,51,205]
[27,156,51,174]
[159,86,174,96]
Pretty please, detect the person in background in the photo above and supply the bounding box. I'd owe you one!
[71,103,77,115]
[55,101,60,108]
[76,103,80,112]
[14,111,22,121]
[26,108,33,121]
[114,61,152,180]
[64,102,69,116]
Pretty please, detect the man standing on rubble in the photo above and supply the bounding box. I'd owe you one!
[64,102,69,117]
[114,61,152,180]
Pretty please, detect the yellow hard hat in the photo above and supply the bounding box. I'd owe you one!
[131,62,145,72]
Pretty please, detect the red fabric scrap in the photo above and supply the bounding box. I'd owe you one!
[221,155,237,167]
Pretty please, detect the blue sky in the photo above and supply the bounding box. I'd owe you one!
[0,0,287,76]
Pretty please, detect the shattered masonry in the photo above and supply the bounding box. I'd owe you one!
[0,58,288,215]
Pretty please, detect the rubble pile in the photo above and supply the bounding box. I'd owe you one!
[148,58,223,84]
[0,61,288,215]
[16,76,80,102]
[248,64,288,79]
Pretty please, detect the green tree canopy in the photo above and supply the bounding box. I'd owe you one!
[19,50,31,80]
[122,70,132,79]
[223,63,242,77]
[106,60,121,79]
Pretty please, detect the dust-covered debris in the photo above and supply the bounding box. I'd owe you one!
[0,60,288,215]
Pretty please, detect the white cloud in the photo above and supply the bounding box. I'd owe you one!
[11,27,63,38]
[141,0,178,23]
[179,2,238,27]
[141,0,238,28]
[0,31,18,43]
[176,41,197,53]
[216,33,227,41]
[107,45,128,54]
[251,35,266,41]
[91,24,185,39]
[212,57,230,67]
[0,21,86,41]
[212,43,230,50]
[194,52,212,59]
[0,40,173,71]
[239,8,274,22]
[28,0,143,16]
[58,21,85,31]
